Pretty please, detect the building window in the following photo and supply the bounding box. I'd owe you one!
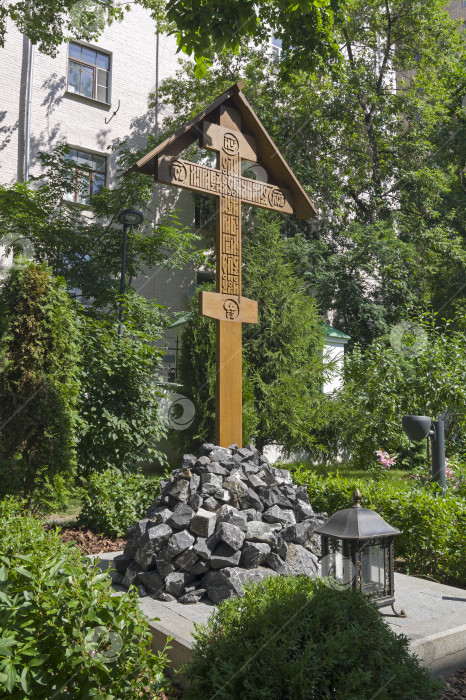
[68,288,93,306]
[270,35,282,60]
[65,149,106,204]
[67,42,110,102]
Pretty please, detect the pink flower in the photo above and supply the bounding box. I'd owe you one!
[375,449,397,468]
[445,467,454,479]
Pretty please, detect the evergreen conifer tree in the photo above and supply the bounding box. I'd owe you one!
[0,261,80,511]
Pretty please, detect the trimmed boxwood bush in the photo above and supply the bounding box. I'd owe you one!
[0,498,170,698]
[78,468,162,537]
[183,575,443,699]
[291,467,466,587]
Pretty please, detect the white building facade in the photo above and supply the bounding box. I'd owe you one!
[0,7,177,186]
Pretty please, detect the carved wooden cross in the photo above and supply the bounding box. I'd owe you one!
[127,83,316,448]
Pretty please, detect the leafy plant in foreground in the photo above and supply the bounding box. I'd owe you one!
[183,575,442,700]
[0,498,171,698]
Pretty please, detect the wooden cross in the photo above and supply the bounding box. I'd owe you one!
[126,83,316,448]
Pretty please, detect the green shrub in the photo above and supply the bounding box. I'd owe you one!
[183,575,442,700]
[0,261,80,513]
[0,498,170,698]
[291,466,466,586]
[78,468,162,537]
[77,311,167,478]
[335,314,466,468]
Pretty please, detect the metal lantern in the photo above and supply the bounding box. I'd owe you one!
[315,489,406,617]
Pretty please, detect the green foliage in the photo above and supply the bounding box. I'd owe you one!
[183,575,442,700]
[157,1,466,345]
[0,1,170,56]
[0,497,171,698]
[78,468,162,537]
[77,308,167,477]
[335,313,466,468]
[0,261,80,513]
[176,285,216,448]
[291,467,466,586]
[177,214,327,454]
[0,138,197,482]
[241,214,328,453]
[0,145,202,310]
[166,0,343,78]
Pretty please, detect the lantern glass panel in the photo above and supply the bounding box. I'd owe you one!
[361,542,385,595]
[324,538,353,586]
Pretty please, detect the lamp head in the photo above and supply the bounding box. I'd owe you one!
[118,208,144,227]
[402,415,432,442]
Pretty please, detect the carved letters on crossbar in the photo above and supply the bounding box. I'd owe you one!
[198,291,258,324]
[156,156,293,215]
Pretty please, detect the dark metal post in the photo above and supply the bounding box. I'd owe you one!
[118,223,128,337]
[431,420,446,492]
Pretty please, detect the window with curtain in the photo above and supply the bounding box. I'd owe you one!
[64,149,106,204]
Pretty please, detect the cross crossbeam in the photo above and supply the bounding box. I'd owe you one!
[157,155,293,215]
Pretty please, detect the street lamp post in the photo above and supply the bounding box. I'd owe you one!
[117,208,144,336]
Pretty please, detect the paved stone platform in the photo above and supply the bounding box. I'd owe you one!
[382,573,466,677]
[95,552,466,678]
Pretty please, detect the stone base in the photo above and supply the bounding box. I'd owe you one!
[116,443,325,604]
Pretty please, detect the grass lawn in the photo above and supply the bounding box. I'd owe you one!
[287,460,414,490]
[41,491,82,523]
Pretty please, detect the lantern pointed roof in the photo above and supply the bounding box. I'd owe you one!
[125,81,317,220]
[315,490,401,540]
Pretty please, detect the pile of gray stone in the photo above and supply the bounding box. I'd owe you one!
[113,443,326,604]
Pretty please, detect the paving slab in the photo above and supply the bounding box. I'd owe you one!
[383,574,466,677]
[94,552,466,677]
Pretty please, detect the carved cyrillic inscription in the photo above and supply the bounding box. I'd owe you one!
[157,156,293,214]
[170,159,187,184]
[223,298,240,319]
[223,133,239,156]
[218,150,241,296]
[199,291,258,324]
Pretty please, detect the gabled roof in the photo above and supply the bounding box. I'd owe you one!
[125,81,317,220]
[321,323,351,340]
